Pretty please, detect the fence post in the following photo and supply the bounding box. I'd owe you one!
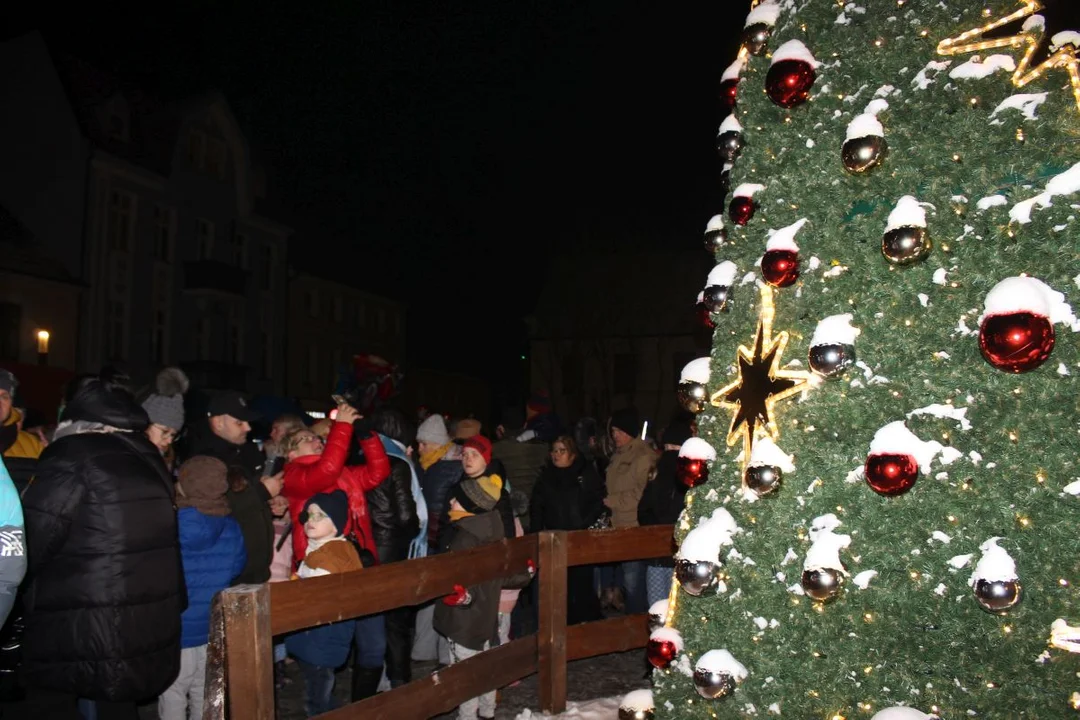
[538,531,568,714]
[221,584,274,720]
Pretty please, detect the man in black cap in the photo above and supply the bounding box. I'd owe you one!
[184,391,280,584]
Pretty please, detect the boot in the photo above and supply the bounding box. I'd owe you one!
[351,665,383,702]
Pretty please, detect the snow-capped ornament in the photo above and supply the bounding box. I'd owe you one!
[719,58,743,112]
[808,313,860,378]
[729,183,764,225]
[741,1,779,56]
[864,421,929,497]
[694,292,716,331]
[802,566,844,602]
[970,537,1022,614]
[648,599,669,632]
[618,689,655,720]
[882,196,932,265]
[766,40,819,109]
[871,708,939,720]
[744,436,793,497]
[978,276,1065,373]
[801,513,850,602]
[677,358,711,414]
[761,218,806,288]
[676,508,739,595]
[703,261,737,315]
[646,627,682,669]
[716,115,744,164]
[678,437,717,488]
[675,558,723,597]
[842,113,888,173]
[704,214,727,253]
[693,649,748,700]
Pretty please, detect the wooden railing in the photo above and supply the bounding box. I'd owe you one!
[210,524,674,719]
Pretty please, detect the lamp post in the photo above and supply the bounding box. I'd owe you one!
[36,330,50,366]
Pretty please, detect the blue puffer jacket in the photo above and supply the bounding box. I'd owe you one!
[285,618,356,669]
[178,507,246,648]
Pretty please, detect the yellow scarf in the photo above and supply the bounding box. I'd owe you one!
[420,442,452,471]
[448,508,475,522]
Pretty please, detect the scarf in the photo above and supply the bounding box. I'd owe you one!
[379,434,430,559]
[448,507,475,522]
[419,441,452,471]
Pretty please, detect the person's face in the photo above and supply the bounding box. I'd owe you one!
[288,432,324,460]
[146,423,176,454]
[612,427,633,448]
[211,414,251,445]
[462,447,487,478]
[0,390,10,425]
[417,440,436,456]
[303,503,337,541]
[550,442,574,469]
[270,421,290,443]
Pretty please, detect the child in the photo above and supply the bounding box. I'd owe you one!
[433,477,505,720]
[269,494,294,688]
[159,456,246,720]
[285,491,361,717]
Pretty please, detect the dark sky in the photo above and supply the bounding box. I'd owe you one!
[12,1,741,387]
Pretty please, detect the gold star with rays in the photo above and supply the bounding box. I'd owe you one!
[710,284,811,463]
[937,0,1080,113]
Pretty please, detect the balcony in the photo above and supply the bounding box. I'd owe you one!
[184,260,248,296]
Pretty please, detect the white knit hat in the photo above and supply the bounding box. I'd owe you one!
[416,414,450,445]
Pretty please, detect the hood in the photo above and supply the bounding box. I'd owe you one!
[2,408,22,429]
[453,508,503,541]
[60,377,148,432]
[179,506,231,551]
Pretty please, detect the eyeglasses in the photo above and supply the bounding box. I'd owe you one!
[300,509,328,524]
[299,435,323,445]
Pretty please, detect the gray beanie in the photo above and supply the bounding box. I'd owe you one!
[416,413,450,445]
[141,367,189,431]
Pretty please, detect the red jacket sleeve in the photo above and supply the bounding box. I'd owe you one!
[341,432,391,491]
[283,421,353,498]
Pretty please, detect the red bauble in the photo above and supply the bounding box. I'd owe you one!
[677,457,709,488]
[720,78,739,112]
[865,453,918,497]
[695,301,716,330]
[765,59,816,108]
[729,196,756,225]
[647,638,679,669]
[761,249,800,288]
[979,312,1055,373]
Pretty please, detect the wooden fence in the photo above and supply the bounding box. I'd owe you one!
[210,524,674,719]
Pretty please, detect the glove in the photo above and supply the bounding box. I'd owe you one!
[526,559,537,577]
[442,583,473,606]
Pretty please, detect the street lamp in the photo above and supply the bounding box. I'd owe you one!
[36,330,50,366]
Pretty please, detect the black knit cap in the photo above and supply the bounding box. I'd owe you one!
[610,407,641,438]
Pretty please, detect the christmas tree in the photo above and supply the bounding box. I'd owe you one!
[648,0,1080,717]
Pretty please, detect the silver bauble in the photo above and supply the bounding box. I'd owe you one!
[801,567,844,602]
[741,22,772,55]
[716,130,744,163]
[693,668,738,699]
[677,380,708,414]
[704,226,727,253]
[842,134,887,173]
[618,708,655,720]
[744,464,782,496]
[675,558,722,597]
[702,284,732,313]
[882,226,931,265]
[974,578,1022,614]
[808,342,856,378]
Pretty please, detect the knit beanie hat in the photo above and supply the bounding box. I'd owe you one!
[141,367,189,431]
[451,477,498,514]
[302,490,349,537]
[610,407,642,438]
[417,414,450,445]
[0,369,15,395]
[177,456,231,517]
[463,435,492,465]
[454,418,481,440]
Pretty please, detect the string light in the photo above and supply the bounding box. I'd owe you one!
[937,0,1080,113]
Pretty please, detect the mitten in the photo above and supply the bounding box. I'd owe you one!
[442,583,473,606]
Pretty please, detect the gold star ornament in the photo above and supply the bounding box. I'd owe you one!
[936,0,1080,113]
[710,284,811,462]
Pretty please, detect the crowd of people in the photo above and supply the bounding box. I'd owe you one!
[0,366,697,720]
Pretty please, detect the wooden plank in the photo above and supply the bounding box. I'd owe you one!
[566,613,651,661]
[270,534,537,635]
[317,635,538,720]
[564,525,674,566]
[537,531,568,714]
[221,585,274,720]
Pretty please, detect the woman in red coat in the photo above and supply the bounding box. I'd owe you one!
[281,403,391,568]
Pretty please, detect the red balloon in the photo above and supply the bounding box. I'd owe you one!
[729,196,756,225]
[761,249,800,288]
[720,78,739,112]
[647,638,679,669]
[865,453,918,496]
[979,312,1055,373]
[766,59,816,108]
[677,457,709,488]
[695,301,716,330]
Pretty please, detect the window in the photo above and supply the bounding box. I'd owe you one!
[307,289,319,318]
[333,295,343,323]
[108,112,128,141]
[197,219,215,260]
[561,354,583,395]
[0,303,20,361]
[355,301,366,328]
[229,231,248,268]
[205,138,227,180]
[377,307,386,333]
[107,299,127,360]
[197,317,211,361]
[306,346,318,387]
[228,305,244,364]
[150,266,170,364]
[613,353,637,396]
[106,190,135,252]
[260,331,272,379]
[262,244,275,290]
[187,129,205,168]
[152,205,174,262]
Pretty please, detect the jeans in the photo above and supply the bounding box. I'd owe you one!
[353,612,387,668]
[646,563,673,608]
[596,560,647,614]
[297,661,336,717]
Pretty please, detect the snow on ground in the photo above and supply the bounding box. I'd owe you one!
[515,694,643,719]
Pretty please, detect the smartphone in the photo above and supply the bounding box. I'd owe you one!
[331,394,347,405]
[265,455,285,477]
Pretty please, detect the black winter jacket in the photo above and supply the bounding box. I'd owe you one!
[366,455,420,565]
[21,379,183,701]
[529,458,606,533]
[637,451,688,567]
